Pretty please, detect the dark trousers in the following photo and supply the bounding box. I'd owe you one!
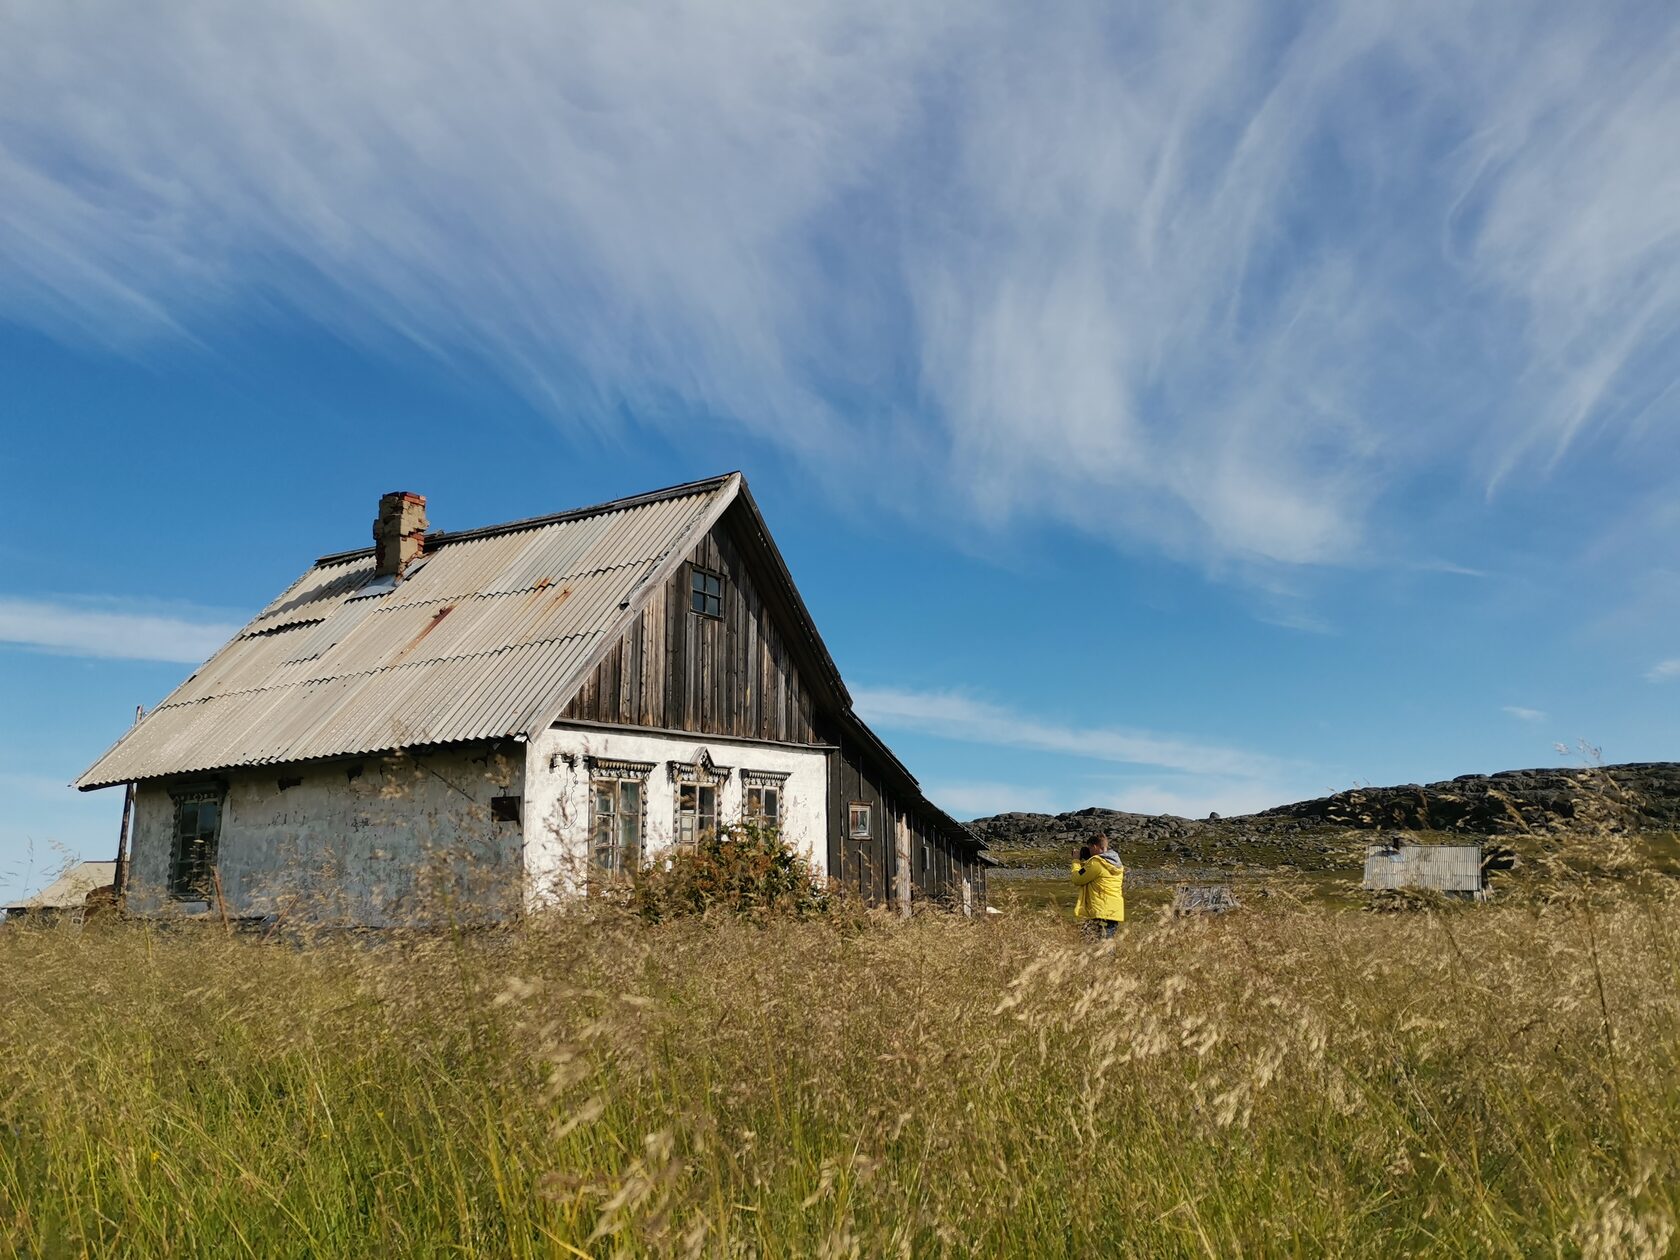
[1085,918,1119,940]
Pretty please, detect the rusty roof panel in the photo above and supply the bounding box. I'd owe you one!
[75,479,736,789]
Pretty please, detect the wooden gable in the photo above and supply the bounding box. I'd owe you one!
[559,504,821,745]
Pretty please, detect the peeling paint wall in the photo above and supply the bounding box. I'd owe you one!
[524,723,830,905]
[126,743,526,925]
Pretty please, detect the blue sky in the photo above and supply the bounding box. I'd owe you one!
[2,1,1678,901]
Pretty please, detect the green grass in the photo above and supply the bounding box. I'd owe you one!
[4,883,1679,1257]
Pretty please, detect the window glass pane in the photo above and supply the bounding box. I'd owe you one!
[178,801,198,837]
[595,785,615,818]
[764,788,779,822]
[621,781,640,814]
[704,573,721,596]
[691,588,707,613]
[197,800,219,838]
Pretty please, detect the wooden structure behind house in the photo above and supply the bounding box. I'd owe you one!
[75,475,990,924]
[3,861,117,924]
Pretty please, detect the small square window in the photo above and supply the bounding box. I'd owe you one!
[491,795,522,823]
[690,566,723,618]
[848,803,872,840]
[744,784,781,827]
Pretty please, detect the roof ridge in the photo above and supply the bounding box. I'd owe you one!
[314,472,738,566]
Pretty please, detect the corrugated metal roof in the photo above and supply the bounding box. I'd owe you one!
[76,476,738,789]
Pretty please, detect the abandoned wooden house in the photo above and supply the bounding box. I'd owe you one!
[75,474,990,923]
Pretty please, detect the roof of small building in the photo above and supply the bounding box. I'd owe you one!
[71,474,981,851]
[4,861,116,913]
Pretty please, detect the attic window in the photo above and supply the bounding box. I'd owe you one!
[690,566,723,619]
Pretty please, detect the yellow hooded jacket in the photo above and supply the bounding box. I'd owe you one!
[1070,855,1125,922]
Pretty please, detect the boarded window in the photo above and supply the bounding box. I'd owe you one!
[690,566,723,618]
[676,782,719,848]
[168,789,223,899]
[849,802,872,840]
[591,779,643,880]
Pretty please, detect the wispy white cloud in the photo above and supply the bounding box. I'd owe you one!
[853,686,1285,781]
[0,597,238,664]
[1647,660,1680,683]
[1501,705,1546,722]
[1,2,1676,577]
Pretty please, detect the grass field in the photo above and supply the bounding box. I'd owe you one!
[3,875,1678,1257]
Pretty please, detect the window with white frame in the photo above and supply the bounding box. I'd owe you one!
[848,802,872,840]
[675,781,718,847]
[588,759,653,882]
[742,770,788,830]
[671,752,730,850]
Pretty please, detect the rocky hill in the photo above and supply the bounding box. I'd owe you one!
[969,762,1680,869]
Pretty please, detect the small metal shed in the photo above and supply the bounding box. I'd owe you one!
[1363,839,1484,899]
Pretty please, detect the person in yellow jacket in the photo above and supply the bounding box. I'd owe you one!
[1070,834,1125,938]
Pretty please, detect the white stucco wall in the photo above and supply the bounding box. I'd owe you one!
[125,743,526,925]
[524,724,830,905]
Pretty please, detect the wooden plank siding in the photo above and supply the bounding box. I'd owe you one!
[561,503,985,910]
[827,732,977,908]
[561,518,819,744]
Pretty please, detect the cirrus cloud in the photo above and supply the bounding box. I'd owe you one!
[0,597,239,664]
[2,1,1677,579]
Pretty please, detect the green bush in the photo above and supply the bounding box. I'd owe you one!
[628,823,831,922]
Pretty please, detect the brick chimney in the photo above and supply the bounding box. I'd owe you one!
[373,491,428,580]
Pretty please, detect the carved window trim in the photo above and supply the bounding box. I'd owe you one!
[667,748,732,786]
[741,769,788,828]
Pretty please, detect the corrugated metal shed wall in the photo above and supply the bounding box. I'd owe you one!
[76,485,728,788]
[1363,842,1483,894]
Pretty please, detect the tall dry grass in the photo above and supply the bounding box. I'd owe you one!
[3,882,1678,1258]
